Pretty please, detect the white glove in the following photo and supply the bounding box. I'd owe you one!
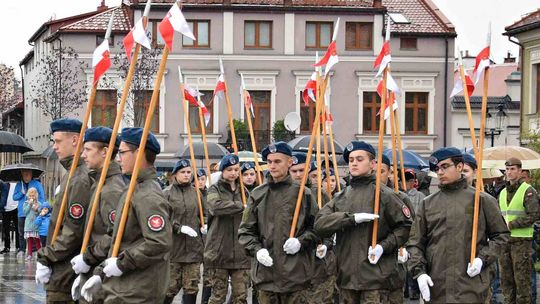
[283,237,301,255]
[397,248,409,264]
[467,257,483,278]
[71,254,91,274]
[71,275,81,300]
[180,225,198,237]
[417,274,434,302]
[368,244,384,264]
[256,249,273,267]
[81,275,102,302]
[103,257,123,277]
[35,262,52,284]
[200,224,208,235]
[354,213,379,224]
[316,244,327,259]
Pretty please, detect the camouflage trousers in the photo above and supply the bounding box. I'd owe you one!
[208,268,250,304]
[46,291,76,304]
[339,289,389,304]
[203,264,212,286]
[166,262,201,298]
[257,289,310,304]
[499,240,534,304]
[308,275,336,304]
[387,287,403,304]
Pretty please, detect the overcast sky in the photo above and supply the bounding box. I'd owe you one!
[1,0,538,79]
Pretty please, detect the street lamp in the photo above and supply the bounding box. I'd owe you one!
[484,103,508,147]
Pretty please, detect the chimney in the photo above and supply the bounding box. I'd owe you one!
[97,0,108,12]
[373,0,383,8]
[504,51,516,63]
[465,50,469,57]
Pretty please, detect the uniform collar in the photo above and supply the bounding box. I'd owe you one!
[438,177,468,192]
[172,177,192,188]
[59,155,83,170]
[89,161,122,180]
[506,179,523,192]
[349,174,375,187]
[218,177,239,192]
[124,167,157,183]
[267,174,293,188]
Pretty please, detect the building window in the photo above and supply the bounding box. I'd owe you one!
[405,92,428,134]
[345,22,373,50]
[133,90,159,133]
[149,20,165,48]
[183,20,210,48]
[243,90,271,148]
[363,92,381,133]
[189,90,213,134]
[300,93,316,134]
[96,35,114,47]
[306,22,333,49]
[244,21,272,49]
[400,37,417,50]
[92,90,117,128]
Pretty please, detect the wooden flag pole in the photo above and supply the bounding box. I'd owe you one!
[321,106,332,197]
[393,102,407,191]
[111,45,170,257]
[388,91,399,193]
[196,89,213,180]
[327,107,341,192]
[316,106,323,209]
[241,75,263,185]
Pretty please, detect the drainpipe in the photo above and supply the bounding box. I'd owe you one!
[443,37,449,146]
[507,36,524,145]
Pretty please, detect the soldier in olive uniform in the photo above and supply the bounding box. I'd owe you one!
[80,128,172,303]
[499,157,540,304]
[195,167,212,304]
[69,127,125,303]
[239,142,320,304]
[407,148,510,303]
[36,118,94,304]
[314,141,413,304]
[206,154,250,304]
[163,159,205,304]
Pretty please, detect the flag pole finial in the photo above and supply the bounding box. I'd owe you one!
[178,65,184,84]
[143,0,152,17]
[315,51,321,73]
[332,18,340,42]
[486,22,492,47]
[457,45,463,66]
[385,15,391,41]
[105,11,115,40]
[219,57,224,74]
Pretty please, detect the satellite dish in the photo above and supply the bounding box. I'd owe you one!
[284,112,301,132]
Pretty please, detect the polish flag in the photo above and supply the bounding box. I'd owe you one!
[450,75,475,98]
[123,18,151,62]
[473,46,490,84]
[244,90,255,118]
[159,2,196,50]
[184,86,210,126]
[313,41,338,77]
[374,41,391,78]
[376,74,400,120]
[92,40,111,85]
[212,74,226,103]
[302,72,317,106]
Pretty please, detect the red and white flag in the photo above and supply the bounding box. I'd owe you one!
[92,40,111,85]
[184,86,210,126]
[374,41,391,78]
[212,74,226,103]
[244,90,255,118]
[450,74,475,98]
[159,3,196,50]
[302,72,317,106]
[123,18,151,62]
[473,46,490,84]
[314,41,338,77]
[376,75,400,120]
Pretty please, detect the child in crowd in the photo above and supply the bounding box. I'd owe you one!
[23,188,41,260]
[34,202,51,247]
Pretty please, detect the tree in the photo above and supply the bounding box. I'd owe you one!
[30,46,87,120]
[0,63,20,114]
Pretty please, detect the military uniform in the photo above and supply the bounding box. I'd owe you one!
[37,155,93,303]
[163,176,204,303]
[205,176,250,304]
[407,177,510,303]
[101,167,172,303]
[499,179,539,304]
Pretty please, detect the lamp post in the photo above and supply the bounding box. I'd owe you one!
[484,103,508,147]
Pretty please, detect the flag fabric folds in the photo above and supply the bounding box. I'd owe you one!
[123,18,151,61]
[159,3,196,50]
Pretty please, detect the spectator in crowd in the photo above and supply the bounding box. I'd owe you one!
[23,187,42,260]
[521,169,531,183]
[0,181,15,254]
[34,202,51,247]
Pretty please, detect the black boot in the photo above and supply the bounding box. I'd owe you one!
[201,286,212,304]
[182,293,197,304]
[163,295,174,304]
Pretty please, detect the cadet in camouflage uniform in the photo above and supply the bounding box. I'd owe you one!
[81,128,172,303]
[205,154,250,304]
[195,168,212,304]
[163,159,205,304]
[69,127,125,304]
[241,162,258,192]
[239,142,319,304]
[314,141,413,304]
[408,148,510,303]
[499,157,540,304]
[36,118,94,304]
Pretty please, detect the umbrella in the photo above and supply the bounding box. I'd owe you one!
[237,151,264,163]
[175,142,229,159]
[0,163,44,182]
[483,146,540,169]
[0,131,33,153]
[287,135,344,154]
[382,149,430,170]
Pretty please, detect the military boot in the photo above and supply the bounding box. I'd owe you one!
[182,293,197,304]
[163,295,174,304]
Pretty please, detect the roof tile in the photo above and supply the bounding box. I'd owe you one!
[60,6,131,33]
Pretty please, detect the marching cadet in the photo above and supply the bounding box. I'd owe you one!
[163,159,205,304]
[499,157,540,304]
[239,142,320,303]
[70,127,125,303]
[289,152,309,184]
[321,168,338,197]
[308,160,319,185]
[80,128,172,303]
[462,153,478,186]
[36,118,94,303]
[407,147,510,303]
[241,162,258,192]
[314,141,413,303]
[194,167,212,304]
[205,154,250,303]
[196,168,209,195]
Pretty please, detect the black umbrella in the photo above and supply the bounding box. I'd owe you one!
[0,131,33,153]
[0,163,44,182]
[287,135,344,154]
[175,142,229,159]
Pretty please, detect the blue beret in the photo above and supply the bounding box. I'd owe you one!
[380,154,391,168]
[342,141,376,164]
[197,168,207,177]
[219,154,239,171]
[172,159,191,174]
[262,141,293,161]
[83,127,119,147]
[429,147,462,171]
[309,161,318,173]
[120,128,161,154]
[50,118,82,134]
[322,168,335,180]
[291,152,307,166]
[241,162,255,173]
[462,153,477,170]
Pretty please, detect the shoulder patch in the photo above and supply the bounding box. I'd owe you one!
[147,214,165,232]
[108,209,116,225]
[402,205,411,219]
[69,203,84,220]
